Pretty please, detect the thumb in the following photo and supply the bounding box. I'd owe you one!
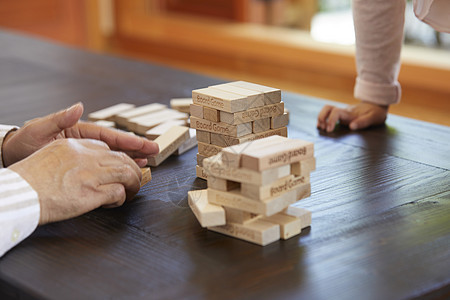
[44,103,84,137]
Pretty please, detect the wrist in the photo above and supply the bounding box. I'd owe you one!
[360,100,389,111]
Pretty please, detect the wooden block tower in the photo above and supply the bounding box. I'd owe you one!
[190,81,289,180]
[188,135,315,246]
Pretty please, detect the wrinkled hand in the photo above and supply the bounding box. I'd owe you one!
[2,103,159,167]
[317,101,388,132]
[9,139,142,225]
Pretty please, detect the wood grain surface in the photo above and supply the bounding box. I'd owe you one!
[0,31,449,300]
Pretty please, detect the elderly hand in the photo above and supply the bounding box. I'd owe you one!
[9,138,142,225]
[2,103,159,167]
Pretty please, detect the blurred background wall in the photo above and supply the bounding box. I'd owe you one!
[0,0,448,125]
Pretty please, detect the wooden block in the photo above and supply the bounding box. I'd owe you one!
[198,142,223,157]
[147,126,189,167]
[208,218,280,246]
[207,175,240,191]
[203,153,290,185]
[133,110,189,135]
[271,112,289,129]
[197,153,207,167]
[174,128,197,155]
[189,104,204,118]
[210,83,265,108]
[241,174,310,200]
[190,116,252,137]
[93,120,116,128]
[115,103,167,127]
[223,207,258,224]
[140,167,152,187]
[207,188,297,217]
[294,183,311,201]
[203,106,220,122]
[262,213,301,240]
[284,206,312,229]
[196,130,211,144]
[228,81,281,105]
[170,98,192,113]
[88,103,135,121]
[284,108,289,118]
[188,189,226,227]
[210,127,287,147]
[196,165,208,180]
[241,138,314,171]
[145,120,186,140]
[252,118,270,133]
[291,157,316,176]
[220,135,287,168]
[127,109,185,131]
[219,102,284,125]
[192,87,259,113]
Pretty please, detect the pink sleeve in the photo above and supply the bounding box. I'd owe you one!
[352,0,406,106]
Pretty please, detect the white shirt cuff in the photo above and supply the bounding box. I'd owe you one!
[354,77,402,106]
[0,168,40,257]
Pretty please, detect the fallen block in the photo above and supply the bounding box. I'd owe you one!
[188,189,226,227]
[147,126,189,167]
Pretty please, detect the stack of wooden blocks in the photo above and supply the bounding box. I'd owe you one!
[190,81,289,180]
[188,135,315,246]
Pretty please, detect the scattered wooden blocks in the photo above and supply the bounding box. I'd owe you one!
[93,120,116,128]
[133,109,188,135]
[115,103,167,128]
[88,103,135,122]
[189,135,316,246]
[145,120,186,140]
[170,98,192,113]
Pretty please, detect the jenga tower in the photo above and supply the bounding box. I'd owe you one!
[188,136,316,246]
[190,81,289,180]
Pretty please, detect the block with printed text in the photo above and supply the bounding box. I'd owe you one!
[188,135,316,246]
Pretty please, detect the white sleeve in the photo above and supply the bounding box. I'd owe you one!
[0,125,40,257]
[352,0,406,106]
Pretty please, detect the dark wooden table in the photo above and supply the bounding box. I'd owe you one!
[0,30,449,300]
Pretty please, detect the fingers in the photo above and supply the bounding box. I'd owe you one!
[349,110,387,130]
[98,151,142,200]
[317,105,353,132]
[317,105,333,131]
[97,184,127,208]
[134,158,148,168]
[40,103,84,138]
[75,123,159,158]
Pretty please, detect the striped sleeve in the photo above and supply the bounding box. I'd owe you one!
[1,125,40,257]
[0,169,40,257]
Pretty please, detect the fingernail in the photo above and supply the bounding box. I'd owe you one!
[66,102,82,113]
[350,123,358,130]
